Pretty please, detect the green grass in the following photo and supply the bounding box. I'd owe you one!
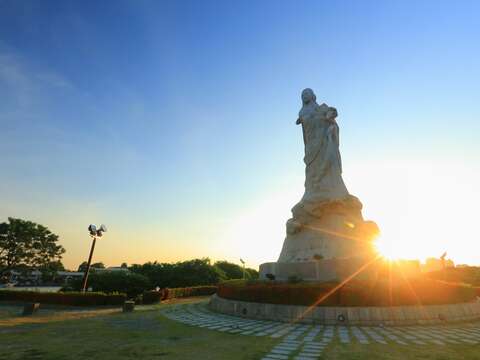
[0,298,275,360]
[0,305,21,319]
[0,298,479,359]
[325,339,479,359]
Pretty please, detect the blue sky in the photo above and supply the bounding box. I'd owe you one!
[1,0,479,269]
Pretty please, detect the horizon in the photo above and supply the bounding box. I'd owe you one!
[1,0,480,270]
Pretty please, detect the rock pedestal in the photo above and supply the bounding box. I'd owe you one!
[260,195,379,282]
[260,257,377,282]
[279,195,378,262]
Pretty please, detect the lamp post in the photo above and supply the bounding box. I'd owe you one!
[240,258,246,280]
[440,251,447,282]
[81,224,107,292]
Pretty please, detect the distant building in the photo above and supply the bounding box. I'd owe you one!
[95,266,129,272]
[4,265,129,286]
[8,270,84,285]
[56,271,84,284]
[8,270,42,285]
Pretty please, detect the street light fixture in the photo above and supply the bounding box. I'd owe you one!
[81,224,107,292]
[440,251,447,281]
[240,258,245,280]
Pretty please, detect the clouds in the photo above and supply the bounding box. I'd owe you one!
[0,52,37,112]
[0,49,76,123]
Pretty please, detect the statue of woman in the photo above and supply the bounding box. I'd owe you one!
[296,88,349,203]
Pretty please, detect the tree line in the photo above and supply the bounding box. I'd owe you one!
[1,218,258,290]
[66,259,257,295]
[129,258,258,288]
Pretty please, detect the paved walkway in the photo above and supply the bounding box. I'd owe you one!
[161,303,480,360]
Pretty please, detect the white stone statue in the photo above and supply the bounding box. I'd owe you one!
[296,88,349,203]
[275,88,379,264]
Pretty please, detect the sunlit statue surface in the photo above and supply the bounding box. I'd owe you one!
[260,88,380,280]
[296,88,348,203]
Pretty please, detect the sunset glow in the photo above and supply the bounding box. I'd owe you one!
[1,1,479,270]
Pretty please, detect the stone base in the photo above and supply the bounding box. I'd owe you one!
[260,258,377,282]
[278,195,379,263]
[209,294,480,325]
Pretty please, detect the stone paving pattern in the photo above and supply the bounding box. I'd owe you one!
[161,303,480,360]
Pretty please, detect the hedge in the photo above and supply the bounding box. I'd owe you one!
[142,286,217,304]
[164,286,217,299]
[0,290,126,306]
[217,278,477,307]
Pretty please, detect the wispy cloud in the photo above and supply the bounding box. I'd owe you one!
[0,53,36,110]
[0,49,74,119]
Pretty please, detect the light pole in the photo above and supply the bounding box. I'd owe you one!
[440,251,447,281]
[240,258,246,280]
[81,224,107,292]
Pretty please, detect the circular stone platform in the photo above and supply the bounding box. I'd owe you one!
[209,294,480,326]
[162,300,480,359]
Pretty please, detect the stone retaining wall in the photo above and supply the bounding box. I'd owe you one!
[209,294,480,326]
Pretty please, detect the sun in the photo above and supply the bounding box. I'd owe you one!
[374,236,400,261]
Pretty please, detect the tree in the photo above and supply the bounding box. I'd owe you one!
[77,261,105,272]
[245,268,259,280]
[0,218,65,277]
[214,261,244,279]
[130,258,227,288]
[40,260,66,283]
[214,260,259,280]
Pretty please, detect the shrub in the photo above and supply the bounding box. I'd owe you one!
[70,271,151,297]
[134,294,143,305]
[143,290,163,304]
[164,286,217,299]
[287,275,303,284]
[143,286,216,303]
[217,277,477,307]
[0,290,126,306]
[265,273,275,281]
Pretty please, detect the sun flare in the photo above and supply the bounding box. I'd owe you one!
[374,236,400,261]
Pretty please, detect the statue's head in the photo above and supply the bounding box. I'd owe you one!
[326,107,338,121]
[301,88,316,105]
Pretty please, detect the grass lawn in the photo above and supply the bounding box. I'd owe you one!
[325,340,479,360]
[0,297,479,359]
[0,298,275,360]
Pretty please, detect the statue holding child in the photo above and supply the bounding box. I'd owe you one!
[296,88,349,203]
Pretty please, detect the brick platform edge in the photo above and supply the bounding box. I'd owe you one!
[208,294,480,326]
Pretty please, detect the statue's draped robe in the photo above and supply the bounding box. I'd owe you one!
[300,103,349,203]
[275,93,379,264]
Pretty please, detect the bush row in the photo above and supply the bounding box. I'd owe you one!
[142,286,217,304]
[218,278,477,307]
[165,286,217,299]
[0,290,126,306]
[129,259,258,289]
[66,271,151,297]
[65,260,243,297]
